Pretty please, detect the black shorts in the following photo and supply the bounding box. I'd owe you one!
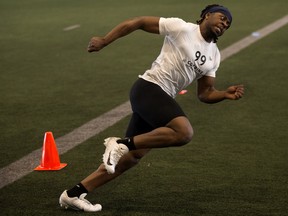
[125,78,186,137]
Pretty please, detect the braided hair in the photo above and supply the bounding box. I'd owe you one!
[196,4,221,25]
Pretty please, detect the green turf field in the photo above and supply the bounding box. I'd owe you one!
[0,0,287,215]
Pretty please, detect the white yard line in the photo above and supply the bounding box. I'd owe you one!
[0,15,287,190]
[63,24,81,31]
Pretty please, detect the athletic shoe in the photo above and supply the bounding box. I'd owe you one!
[103,137,129,174]
[59,190,102,212]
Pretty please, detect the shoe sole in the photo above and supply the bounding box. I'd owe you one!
[60,201,80,211]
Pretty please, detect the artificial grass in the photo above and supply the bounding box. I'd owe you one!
[0,0,288,215]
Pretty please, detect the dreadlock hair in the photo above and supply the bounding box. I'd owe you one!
[196,4,221,43]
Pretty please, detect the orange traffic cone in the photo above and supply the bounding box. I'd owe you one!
[35,132,67,171]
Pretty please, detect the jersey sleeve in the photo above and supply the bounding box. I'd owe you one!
[205,48,221,78]
[159,17,187,39]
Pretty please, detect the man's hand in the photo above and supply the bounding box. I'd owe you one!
[87,37,106,52]
[224,85,244,100]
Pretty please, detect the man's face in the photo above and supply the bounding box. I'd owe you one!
[207,12,231,37]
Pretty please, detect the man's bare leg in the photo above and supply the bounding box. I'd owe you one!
[81,148,151,192]
[132,116,193,149]
[60,116,193,210]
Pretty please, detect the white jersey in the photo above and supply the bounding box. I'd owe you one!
[139,17,221,98]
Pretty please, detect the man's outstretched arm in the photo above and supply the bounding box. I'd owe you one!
[87,16,160,52]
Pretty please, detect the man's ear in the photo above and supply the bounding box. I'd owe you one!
[205,12,211,20]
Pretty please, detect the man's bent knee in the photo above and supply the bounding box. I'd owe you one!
[167,116,194,146]
[177,126,194,146]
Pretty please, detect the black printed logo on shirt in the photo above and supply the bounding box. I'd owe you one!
[185,51,207,75]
